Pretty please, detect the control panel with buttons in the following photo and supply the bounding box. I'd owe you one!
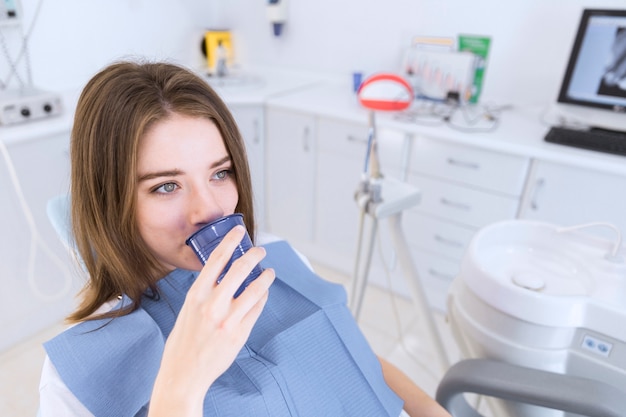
[0,88,63,126]
[582,334,613,358]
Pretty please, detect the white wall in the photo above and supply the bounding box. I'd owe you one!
[216,0,626,106]
[6,0,221,91]
[6,0,626,106]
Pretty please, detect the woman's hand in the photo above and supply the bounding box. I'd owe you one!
[149,225,275,417]
[379,357,452,417]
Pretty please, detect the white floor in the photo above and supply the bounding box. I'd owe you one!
[0,262,469,416]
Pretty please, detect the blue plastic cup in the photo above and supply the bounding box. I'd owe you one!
[185,213,264,298]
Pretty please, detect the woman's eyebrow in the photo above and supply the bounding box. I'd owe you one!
[138,169,182,182]
[212,155,232,168]
[137,155,232,182]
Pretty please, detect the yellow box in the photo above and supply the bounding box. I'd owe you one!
[204,30,233,75]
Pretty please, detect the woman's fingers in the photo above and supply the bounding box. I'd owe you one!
[161,229,275,396]
[191,224,271,302]
[230,267,275,324]
[191,225,246,293]
[216,245,267,297]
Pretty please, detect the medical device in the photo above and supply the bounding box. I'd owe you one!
[447,219,626,417]
[350,73,449,373]
[545,9,626,156]
[0,87,62,125]
[0,0,20,26]
[554,9,626,132]
[0,0,62,125]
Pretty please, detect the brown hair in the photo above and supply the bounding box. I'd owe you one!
[68,60,255,322]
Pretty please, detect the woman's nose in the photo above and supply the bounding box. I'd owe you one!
[188,186,225,226]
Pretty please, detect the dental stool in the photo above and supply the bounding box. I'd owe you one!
[438,220,626,417]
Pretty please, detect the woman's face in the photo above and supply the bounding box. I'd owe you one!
[136,113,239,272]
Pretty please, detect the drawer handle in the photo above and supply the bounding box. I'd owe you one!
[253,119,260,144]
[440,197,471,211]
[447,157,480,170]
[530,178,545,210]
[303,126,311,152]
[434,234,464,248]
[347,134,367,144]
[427,268,455,281]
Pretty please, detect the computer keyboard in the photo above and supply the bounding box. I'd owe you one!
[544,126,626,157]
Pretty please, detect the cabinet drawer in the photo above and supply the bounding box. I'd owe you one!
[317,117,369,155]
[265,108,317,244]
[410,136,529,196]
[317,118,409,179]
[403,212,477,261]
[411,249,460,312]
[409,174,520,229]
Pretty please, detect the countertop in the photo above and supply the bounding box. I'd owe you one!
[265,80,626,177]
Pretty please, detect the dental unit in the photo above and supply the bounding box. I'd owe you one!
[446,220,626,417]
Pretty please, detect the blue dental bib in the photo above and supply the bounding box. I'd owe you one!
[44,240,403,416]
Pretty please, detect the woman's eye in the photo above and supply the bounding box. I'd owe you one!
[154,182,177,193]
[214,169,232,180]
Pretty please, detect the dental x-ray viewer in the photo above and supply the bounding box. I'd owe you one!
[38,60,450,417]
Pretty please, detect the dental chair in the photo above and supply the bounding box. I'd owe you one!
[437,220,626,417]
[436,358,626,417]
[47,194,72,251]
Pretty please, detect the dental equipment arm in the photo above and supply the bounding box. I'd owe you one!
[436,359,626,417]
[351,73,449,374]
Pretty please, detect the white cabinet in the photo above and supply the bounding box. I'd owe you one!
[314,117,409,278]
[409,136,529,197]
[0,132,81,352]
[229,104,266,231]
[404,137,530,311]
[313,117,366,272]
[264,109,411,288]
[264,106,533,312]
[265,107,317,248]
[519,160,626,240]
[262,86,626,315]
[408,174,521,229]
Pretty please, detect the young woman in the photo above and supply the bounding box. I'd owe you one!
[39,60,451,417]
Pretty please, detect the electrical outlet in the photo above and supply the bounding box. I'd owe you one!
[581,334,613,358]
[0,0,20,26]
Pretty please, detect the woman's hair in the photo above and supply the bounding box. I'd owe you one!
[68,60,255,322]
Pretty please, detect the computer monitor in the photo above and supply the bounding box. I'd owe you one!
[555,9,626,132]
